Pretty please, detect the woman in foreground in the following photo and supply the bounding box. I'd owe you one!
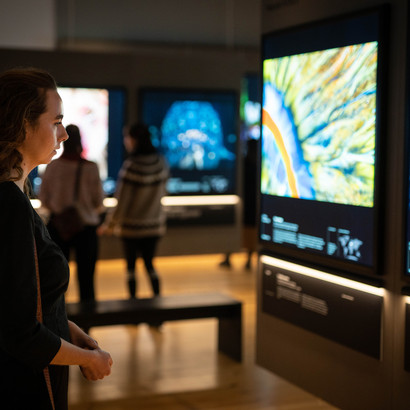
[0,67,112,409]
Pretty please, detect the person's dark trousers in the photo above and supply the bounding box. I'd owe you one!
[47,223,98,302]
[121,236,161,298]
[74,226,98,301]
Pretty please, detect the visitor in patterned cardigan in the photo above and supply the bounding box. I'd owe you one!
[99,123,169,299]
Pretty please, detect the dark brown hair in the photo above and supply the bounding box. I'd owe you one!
[127,123,156,155]
[0,67,57,184]
[63,124,83,157]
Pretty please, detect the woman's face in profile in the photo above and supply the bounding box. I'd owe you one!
[20,89,68,167]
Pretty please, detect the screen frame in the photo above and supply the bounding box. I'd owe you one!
[138,86,240,197]
[257,5,390,281]
[402,2,410,281]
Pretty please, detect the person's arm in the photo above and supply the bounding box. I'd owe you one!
[51,320,113,380]
[50,335,113,381]
[98,163,128,235]
[90,162,105,210]
[0,187,112,380]
[0,190,62,369]
[68,320,98,349]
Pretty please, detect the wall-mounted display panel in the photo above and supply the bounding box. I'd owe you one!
[261,255,384,359]
[259,7,389,278]
[405,297,410,371]
[139,88,238,197]
[402,288,410,371]
[403,0,410,278]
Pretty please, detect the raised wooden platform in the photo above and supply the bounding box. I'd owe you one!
[66,292,242,362]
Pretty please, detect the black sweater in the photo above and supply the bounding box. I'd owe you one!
[0,181,70,408]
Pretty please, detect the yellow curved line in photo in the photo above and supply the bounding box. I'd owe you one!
[262,108,299,198]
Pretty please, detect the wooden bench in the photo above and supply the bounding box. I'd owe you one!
[66,292,242,362]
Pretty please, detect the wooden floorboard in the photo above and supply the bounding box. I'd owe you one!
[66,253,338,409]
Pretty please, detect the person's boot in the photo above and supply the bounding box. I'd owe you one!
[127,271,137,298]
[219,253,231,268]
[149,271,160,296]
[148,271,162,328]
[245,251,252,270]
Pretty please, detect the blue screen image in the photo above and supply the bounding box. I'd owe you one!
[140,89,238,196]
[161,100,235,171]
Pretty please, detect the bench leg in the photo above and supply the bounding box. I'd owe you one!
[218,310,242,362]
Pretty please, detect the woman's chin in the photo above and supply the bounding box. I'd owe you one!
[41,155,55,165]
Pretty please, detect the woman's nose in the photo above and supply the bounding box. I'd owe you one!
[59,126,69,142]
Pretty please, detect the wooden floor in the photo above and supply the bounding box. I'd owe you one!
[66,253,338,410]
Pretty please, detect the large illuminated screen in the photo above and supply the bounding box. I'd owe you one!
[262,43,377,205]
[58,87,109,179]
[140,89,238,196]
[259,7,387,277]
[33,86,125,196]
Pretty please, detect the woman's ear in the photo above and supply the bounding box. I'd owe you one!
[22,118,31,140]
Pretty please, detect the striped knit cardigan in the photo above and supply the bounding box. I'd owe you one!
[107,153,169,238]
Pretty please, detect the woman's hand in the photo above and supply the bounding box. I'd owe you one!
[80,348,113,381]
[97,223,113,236]
[68,320,113,380]
[68,320,99,350]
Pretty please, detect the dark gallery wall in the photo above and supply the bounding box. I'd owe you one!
[55,0,260,49]
[256,0,410,409]
[0,45,259,121]
[0,0,262,257]
[0,38,259,257]
[0,0,55,50]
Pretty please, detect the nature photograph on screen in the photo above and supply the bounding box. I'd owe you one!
[33,86,125,196]
[139,88,238,196]
[259,7,388,277]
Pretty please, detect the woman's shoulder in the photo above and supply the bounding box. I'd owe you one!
[46,158,98,171]
[81,159,100,175]
[133,152,166,164]
[0,180,24,197]
[0,181,32,218]
[48,157,66,166]
[43,157,67,172]
[82,158,98,167]
[155,154,169,171]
